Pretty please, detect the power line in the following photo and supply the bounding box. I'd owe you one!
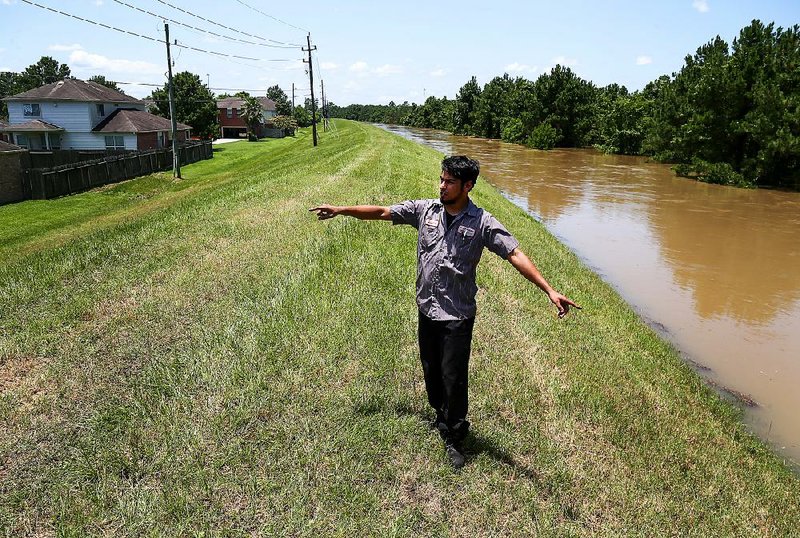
[153,0,303,46]
[20,0,296,62]
[233,0,309,34]
[110,0,298,49]
[114,81,297,94]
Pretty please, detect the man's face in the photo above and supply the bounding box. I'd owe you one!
[439,171,470,205]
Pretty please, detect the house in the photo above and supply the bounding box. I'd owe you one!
[217,96,279,138]
[0,79,191,151]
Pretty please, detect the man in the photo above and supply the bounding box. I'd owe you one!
[310,156,579,469]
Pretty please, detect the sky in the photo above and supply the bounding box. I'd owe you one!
[1,0,799,106]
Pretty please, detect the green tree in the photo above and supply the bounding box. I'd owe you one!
[596,89,650,155]
[267,85,292,116]
[532,65,597,147]
[526,122,560,149]
[293,104,311,127]
[17,56,71,90]
[733,21,800,187]
[473,73,516,139]
[0,71,20,119]
[150,71,218,139]
[272,115,298,136]
[88,75,123,93]
[240,96,263,141]
[453,76,481,135]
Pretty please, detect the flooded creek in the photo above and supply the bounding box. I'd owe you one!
[380,124,800,465]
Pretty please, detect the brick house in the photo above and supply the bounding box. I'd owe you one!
[217,96,278,138]
[1,79,191,151]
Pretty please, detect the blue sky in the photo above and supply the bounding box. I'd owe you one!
[1,0,798,105]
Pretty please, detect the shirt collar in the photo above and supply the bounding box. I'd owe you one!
[432,198,479,218]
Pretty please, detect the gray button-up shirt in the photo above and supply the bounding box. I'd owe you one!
[390,198,520,321]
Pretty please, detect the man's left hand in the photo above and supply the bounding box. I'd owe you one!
[548,291,581,318]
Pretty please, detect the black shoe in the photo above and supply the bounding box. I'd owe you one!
[445,442,466,469]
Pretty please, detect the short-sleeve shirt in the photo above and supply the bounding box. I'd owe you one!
[390,198,520,320]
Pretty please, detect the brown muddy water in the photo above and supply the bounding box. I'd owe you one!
[379,124,800,466]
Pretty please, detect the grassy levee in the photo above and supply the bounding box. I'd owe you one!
[0,120,798,536]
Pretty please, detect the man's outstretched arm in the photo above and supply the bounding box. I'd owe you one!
[309,204,393,221]
[507,248,581,318]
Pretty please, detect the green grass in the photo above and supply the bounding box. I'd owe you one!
[1,121,798,536]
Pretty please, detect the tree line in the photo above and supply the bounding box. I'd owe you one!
[329,20,799,190]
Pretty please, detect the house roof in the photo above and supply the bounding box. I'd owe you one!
[0,119,64,132]
[4,79,142,104]
[92,108,191,133]
[217,96,276,111]
[0,140,25,152]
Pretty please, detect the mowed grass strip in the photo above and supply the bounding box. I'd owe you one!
[0,120,798,536]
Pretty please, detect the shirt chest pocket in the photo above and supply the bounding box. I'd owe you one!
[450,226,481,265]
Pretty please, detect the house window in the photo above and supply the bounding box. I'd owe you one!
[16,134,28,148]
[23,103,41,117]
[104,135,125,150]
[226,108,233,118]
[97,104,105,116]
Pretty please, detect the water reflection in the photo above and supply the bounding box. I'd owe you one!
[378,124,800,464]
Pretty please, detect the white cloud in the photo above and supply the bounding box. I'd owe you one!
[692,0,709,12]
[94,0,104,5]
[0,66,11,72]
[550,56,578,67]
[343,80,361,92]
[349,61,368,73]
[320,62,339,70]
[373,64,402,76]
[68,50,162,75]
[636,55,653,65]
[430,68,446,77]
[505,62,537,74]
[1,0,17,5]
[48,44,83,52]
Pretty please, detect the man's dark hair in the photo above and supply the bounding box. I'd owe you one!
[442,156,479,186]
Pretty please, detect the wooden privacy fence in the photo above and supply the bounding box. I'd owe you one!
[23,141,213,199]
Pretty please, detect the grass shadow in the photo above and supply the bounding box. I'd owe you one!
[463,431,542,483]
[354,397,543,483]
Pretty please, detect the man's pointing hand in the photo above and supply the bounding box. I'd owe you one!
[548,291,582,319]
[309,205,339,220]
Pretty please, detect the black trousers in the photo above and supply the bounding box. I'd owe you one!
[418,311,475,444]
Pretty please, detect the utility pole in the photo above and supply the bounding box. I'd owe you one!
[320,79,327,132]
[164,23,180,178]
[303,33,318,147]
[291,83,295,112]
